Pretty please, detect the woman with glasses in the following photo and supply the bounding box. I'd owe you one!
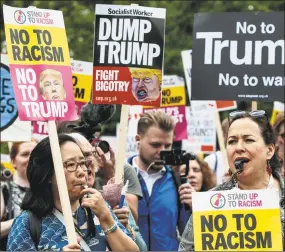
[68,132,147,251]
[7,134,139,251]
[179,110,284,251]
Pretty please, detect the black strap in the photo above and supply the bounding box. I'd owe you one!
[28,211,42,250]
[171,169,185,235]
[3,181,14,220]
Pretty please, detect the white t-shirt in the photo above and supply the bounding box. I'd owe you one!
[132,157,165,196]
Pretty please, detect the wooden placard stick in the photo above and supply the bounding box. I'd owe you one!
[115,105,130,183]
[251,101,258,111]
[48,120,77,244]
[215,110,229,174]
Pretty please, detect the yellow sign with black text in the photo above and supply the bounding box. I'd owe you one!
[192,190,282,251]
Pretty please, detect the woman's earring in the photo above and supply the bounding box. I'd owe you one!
[266,160,272,175]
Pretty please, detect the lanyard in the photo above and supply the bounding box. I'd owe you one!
[53,209,91,251]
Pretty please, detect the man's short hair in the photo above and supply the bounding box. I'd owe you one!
[137,110,175,136]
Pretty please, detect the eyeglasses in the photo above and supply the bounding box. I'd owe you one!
[228,110,268,124]
[63,159,91,172]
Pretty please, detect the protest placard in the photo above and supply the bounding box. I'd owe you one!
[92,4,166,106]
[270,101,284,125]
[192,189,282,251]
[181,49,192,100]
[161,75,186,107]
[192,12,284,102]
[71,60,92,103]
[4,5,76,121]
[182,101,216,153]
[216,101,237,112]
[1,54,31,141]
[3,5,77,244]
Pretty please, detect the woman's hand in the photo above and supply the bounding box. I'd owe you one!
[80,187,113,224]
[112,205,129,227]
[63,237,81,251]
[179,183,196,209]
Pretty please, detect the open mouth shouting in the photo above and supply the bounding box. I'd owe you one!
[136,88,148,100]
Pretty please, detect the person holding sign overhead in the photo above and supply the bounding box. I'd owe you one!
[179,110,284,251]
[39,69,66,101]
[130,68,161,102]
[7,134,139,251]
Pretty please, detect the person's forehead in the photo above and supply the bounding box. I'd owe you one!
[61,141,84,159]
[143,126,173,139]
[43,74,61,80]
[228,118,261,136]
[18,142,36,152]
[80,142,93,152]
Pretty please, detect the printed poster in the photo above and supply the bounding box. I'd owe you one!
[1,53,31,141]
[181,49,192,100]
[160,75,186,107]
[192,189,282,251]
[71,60,92,103]
[192,12,284,102]
[182,101,216,153]
[3,5,76,121]
[92,4,166,106]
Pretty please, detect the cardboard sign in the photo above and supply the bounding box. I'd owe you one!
[216,101,237,111]
[1,54,31,141]
[124,106,141,158]
[161,75,186,107]
[181,49,192,100]
[192,12,284,102]
[71,60,92,102]
[183,101,216,153]
[3,5,76,121]
[92,4,166,106]
[192,189,282,251]
[270,101,284,125]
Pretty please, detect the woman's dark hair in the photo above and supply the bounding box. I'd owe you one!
[195,156,217,191]
[21,134,77,218]
[228,113,282,179]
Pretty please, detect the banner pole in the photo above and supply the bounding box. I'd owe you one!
[115,105,129,183]
[47,120,77,244]
[251,101,257,111]
[114,2,139,184]
[215,109,229,174]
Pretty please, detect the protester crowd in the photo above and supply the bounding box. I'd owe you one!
[0,108,284,251]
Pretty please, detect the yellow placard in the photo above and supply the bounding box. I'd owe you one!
[5,25,70,66]
[193,209,282,251]
[161,86,186,107]
[72,73,92,102]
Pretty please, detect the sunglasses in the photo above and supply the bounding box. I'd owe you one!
[228,110,268,124]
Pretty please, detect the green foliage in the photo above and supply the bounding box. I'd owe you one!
[0,142,9,154]
[0,0,283,135]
